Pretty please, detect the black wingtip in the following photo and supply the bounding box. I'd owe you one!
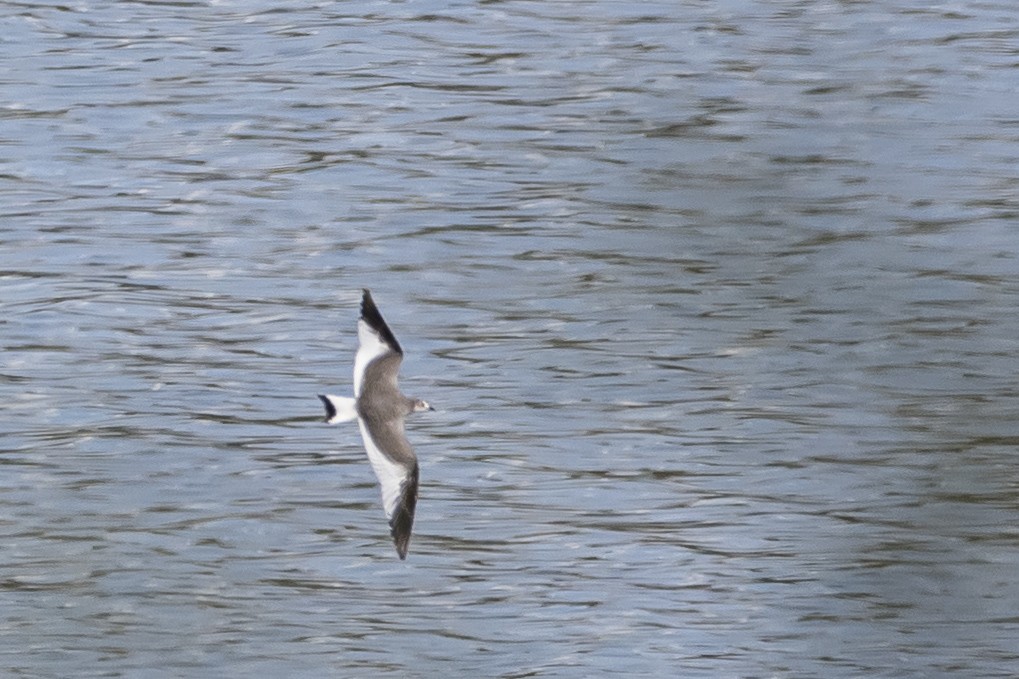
[389,465,419,560]
[317,394,336,422]
[360,289,403,355]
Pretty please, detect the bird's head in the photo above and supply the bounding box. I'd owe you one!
[411,398,434,413]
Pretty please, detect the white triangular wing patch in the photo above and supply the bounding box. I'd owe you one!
[353,318,394,397]
[356,419,411,521]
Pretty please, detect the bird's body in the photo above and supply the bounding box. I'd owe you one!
[319,289,432,559]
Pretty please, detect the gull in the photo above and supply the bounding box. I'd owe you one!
[318,289,433,559]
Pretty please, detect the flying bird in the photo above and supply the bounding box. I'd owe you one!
[319,289,433,559]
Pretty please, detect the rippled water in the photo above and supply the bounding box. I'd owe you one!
[3,1,1019,676]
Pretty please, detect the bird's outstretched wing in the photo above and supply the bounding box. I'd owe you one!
[356,418,419,560]
[353,289,403,397]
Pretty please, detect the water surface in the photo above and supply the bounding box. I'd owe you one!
[3,1,1019,677]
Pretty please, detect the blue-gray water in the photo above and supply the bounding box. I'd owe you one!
[3,1,1019,677]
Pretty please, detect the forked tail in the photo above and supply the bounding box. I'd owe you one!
[318,394,358,424]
